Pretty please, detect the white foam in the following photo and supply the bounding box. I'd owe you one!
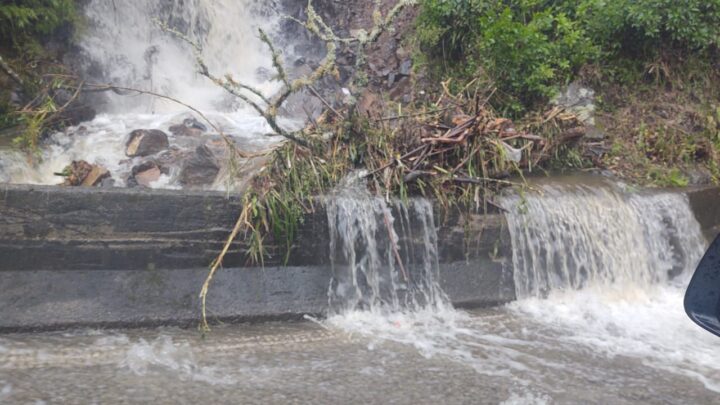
[123,336,235,385]
[0,111,279,189]
[0,0,295,190]
[509,282,720,392]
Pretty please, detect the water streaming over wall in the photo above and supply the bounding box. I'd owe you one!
[326,177,720,393]
[503,182,707,298]
[324,173,448,314]
[1,179,719,401]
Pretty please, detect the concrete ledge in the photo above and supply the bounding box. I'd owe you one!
[0,259,514,332]
[0,184,515,331]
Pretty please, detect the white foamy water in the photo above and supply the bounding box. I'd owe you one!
[509,282,720,393]
[81,0,280,113]
[0,112,283,188]
[324,179,720,395]
[0,0,292,189]
[123,336,236,385]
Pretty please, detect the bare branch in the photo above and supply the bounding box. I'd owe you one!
[0,55,24,87]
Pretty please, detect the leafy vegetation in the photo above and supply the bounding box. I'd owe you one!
[417,0,720,113]
[0,0,77,46]
[0,0,79,151]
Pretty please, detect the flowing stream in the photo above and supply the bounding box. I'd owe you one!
[0,0,290,189]
[1,178,719,404]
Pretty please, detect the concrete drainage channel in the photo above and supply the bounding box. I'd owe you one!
[0,184,516,331]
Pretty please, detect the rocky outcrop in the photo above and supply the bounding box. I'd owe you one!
[125,129,169,157]
[552,82,605,141]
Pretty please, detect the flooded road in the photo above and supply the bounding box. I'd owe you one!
[1,290,717,405]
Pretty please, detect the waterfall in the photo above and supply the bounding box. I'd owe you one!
[79,0,281,113]
[324,173,448,313]
[0,0,290,188]
[502,182,707,298]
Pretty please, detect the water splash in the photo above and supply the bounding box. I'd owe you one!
[0,0,290,189]
[123,336,236,385]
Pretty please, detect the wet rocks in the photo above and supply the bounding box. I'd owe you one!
[50,88,97,126]
[178,145,220,187]
[125,129,169,157]
[127,161,167,188]
[169,118,208,137]
[61,160,111,187]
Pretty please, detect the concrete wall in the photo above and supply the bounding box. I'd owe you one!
[0,184,515,331]
[3,183,717,331]
[688,186,720,242]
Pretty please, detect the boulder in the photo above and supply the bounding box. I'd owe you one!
[178,145,220,187]
[125,129,169,157]
[50,88,97,126]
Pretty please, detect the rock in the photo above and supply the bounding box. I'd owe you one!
[357,91,381,118]
[585,126,606,141]
[82,166,111,187]
[50,88,97,126]
[178,145,220,187]
[399,59,412,76]
[184,118,207,132]
[99,177,116,188]
[169,118,208,137]
[61,161,111,187]
[687,167,713,185]
[9,90,23,107]
[127,161,165,188]
[552,82,596,126]
[125,129,169,157]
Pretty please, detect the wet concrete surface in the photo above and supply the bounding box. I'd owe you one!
[0,307,716,405]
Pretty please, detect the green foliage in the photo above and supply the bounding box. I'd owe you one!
[478,6,597,113]
[650,167,690,187]
[0,0,77,43]
[579,0,720,56]
[418,0,720,113]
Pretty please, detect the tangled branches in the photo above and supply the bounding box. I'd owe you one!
[154,0,417,331]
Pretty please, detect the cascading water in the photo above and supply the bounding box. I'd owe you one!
[324,172,448,314]
[501,179,720,393]
[79,0,280,113]
[503,183,707,298]
[325,177,720,395]
[0,0,290,189]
